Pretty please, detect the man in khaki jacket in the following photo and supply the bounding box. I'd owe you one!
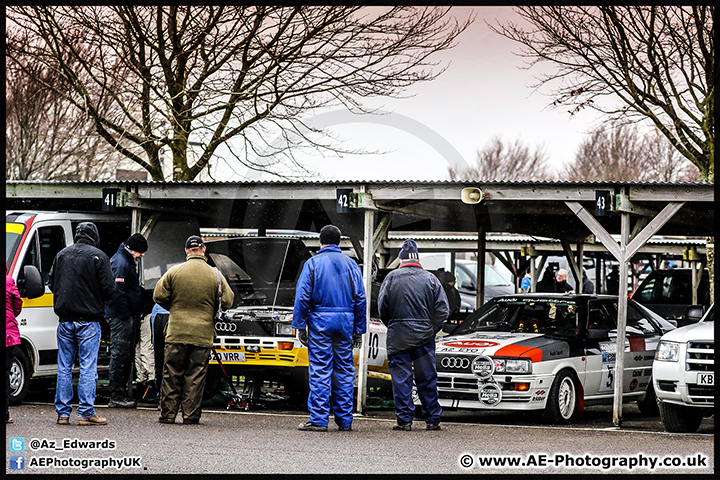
[153,235,234,424]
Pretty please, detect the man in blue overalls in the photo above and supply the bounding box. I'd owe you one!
[293,225,367,431]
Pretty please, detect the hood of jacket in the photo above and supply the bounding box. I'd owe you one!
[74,222,100,247]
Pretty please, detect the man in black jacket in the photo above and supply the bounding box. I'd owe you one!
[105,233,148,408]
[378,239,449,431]
[48,222,115,426]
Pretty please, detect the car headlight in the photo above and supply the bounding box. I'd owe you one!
[275,323,294,336]
[655,341,679,362]
[493,358,532,374]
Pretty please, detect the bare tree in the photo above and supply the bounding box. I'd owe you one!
[5,28,140,181]
[6,6,472,181]
[642,127,702,182]
[491,6,713,182]
[449,136,551,181]
[564,123,702,182]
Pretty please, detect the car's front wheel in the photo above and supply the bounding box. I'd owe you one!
[543,370,578,424]
[657,399,704,433]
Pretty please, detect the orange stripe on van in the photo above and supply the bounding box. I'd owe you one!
[494,344,543,363]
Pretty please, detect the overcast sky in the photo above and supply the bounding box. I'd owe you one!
[217,6,607,183]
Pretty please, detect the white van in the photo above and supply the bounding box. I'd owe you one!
[5,211,198,403]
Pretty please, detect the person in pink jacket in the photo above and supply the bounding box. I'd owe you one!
[6,268,23,424]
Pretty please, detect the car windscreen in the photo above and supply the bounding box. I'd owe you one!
[453,298,579,336]
[6,223,25,268]
[205,238,311,308]
[702,303,714,322]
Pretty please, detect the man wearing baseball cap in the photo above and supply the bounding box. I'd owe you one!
[153,235,233,424]
[105,233,149,408]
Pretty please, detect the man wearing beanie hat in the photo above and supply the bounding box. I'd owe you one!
[378,238,449,431]
[293,224,367,431]
[105,233,148,408]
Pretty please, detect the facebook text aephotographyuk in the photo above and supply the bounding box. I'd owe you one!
[459,452,709,471]
[27,456,142,470]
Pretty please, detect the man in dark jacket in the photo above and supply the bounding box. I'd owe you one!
[48,222,115,426]
[378,239,449,431]
[292,225,367,432]
[555,269,575,293]
[442,271,461,314]
[105,233,148,408]
[582,270,595,294]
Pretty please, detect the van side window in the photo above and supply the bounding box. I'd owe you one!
[39,227,66,285]
[22,227,66,286]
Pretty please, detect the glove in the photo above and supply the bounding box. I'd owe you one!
[298,328,309,347]
[352,333,363,349]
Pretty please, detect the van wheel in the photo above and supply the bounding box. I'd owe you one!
[9,347,31,405]
[636,380,659,416]
[658,399,703,433]
[542,370,577,424]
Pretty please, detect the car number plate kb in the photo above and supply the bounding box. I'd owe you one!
[697,373,714,385]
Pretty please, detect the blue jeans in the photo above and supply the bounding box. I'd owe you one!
[55,321,101,418]
[388,338,442,426]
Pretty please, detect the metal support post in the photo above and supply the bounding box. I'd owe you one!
[356,193,374,414]
[476,227,486,308]
[613,212,630,427]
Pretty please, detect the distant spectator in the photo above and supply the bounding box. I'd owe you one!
[442,272,461,314]
[536,268,557,293]
[520,272,532,293]
[582,270,595,294]
[555,269,575,293]
[605,265,619,295]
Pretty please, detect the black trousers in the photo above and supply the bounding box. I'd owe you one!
[108,316,136,398]
[151,313,169,394]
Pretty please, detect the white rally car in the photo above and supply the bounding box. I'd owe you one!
[426,294,675,424]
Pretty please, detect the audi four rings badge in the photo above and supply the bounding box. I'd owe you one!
[478,383,502,406]
[471,355,494,379]
[441,356,471,369]
[215,322,237,332]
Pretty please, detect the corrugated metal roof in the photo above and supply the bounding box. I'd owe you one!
[201,229,706,246]
[5,179,713,186]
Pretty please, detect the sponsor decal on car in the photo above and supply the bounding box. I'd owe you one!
[443,340,500,349]
[478,383,502,406]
